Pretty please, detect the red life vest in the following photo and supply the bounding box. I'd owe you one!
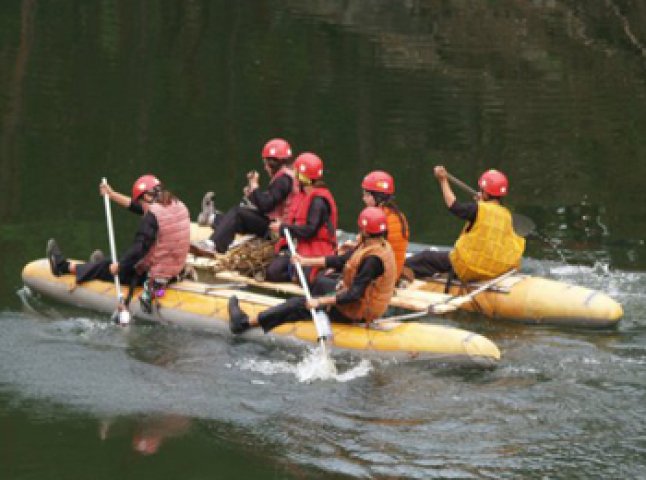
[267,166,302,223]
[138,200,191,280]
[274,186,338,254]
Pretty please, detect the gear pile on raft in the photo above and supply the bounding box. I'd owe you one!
[22,138,623,367]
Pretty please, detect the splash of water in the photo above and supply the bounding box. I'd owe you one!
[236,347,372,383]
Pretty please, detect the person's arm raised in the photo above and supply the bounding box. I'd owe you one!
[99,181,132,209]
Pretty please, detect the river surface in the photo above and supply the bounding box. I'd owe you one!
[1,2,646,478]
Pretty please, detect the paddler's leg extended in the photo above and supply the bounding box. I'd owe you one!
[209,206,269,253]
[405,250,452,278]
[228,295,351,335]
[47,238,137,285]
[228,296,308,334]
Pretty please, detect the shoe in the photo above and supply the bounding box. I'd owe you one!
[46,238,66,277]
[189,239,216,258]
[197,191,216,226]
[228,295,250,334]
[89,249,106,264]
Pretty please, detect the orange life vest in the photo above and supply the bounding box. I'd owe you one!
[336,238,397,323]
[383,206,409,278]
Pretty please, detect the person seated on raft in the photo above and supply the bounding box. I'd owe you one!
[340,170,409,280]
[228,206,397,334]
[265,152,338,283]
[405,166,525,282]
[197,138,301,254]
[47,175,191,311]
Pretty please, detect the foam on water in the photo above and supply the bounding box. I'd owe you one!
[235,347,372,383]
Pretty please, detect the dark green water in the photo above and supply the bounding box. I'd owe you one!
[1,1,646,478]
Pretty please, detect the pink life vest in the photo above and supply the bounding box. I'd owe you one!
[139,200,191,280]
[267,166,303,222]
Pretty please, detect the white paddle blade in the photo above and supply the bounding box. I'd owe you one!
[312,310,333,339]
[118,309,131,325]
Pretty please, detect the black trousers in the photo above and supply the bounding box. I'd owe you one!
[257,274,352,333]
[75,259,143,286]
[210,205,269,253]
[404,250,453,278]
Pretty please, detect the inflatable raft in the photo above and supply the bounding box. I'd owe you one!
[189,224,623,327]
[21,259,501,366]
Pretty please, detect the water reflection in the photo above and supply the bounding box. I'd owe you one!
[99,414,191,456]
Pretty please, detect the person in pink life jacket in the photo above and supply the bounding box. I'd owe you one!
[264,152,338,283]
[46,175,191,312]
[197,138,302,254]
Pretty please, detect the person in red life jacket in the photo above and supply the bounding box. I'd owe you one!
[405,166,525,281]
[341,170,409,279]
[265,152,338,283]
[46,175,191,311]
[227,207,397,334]
[197,138,301,254]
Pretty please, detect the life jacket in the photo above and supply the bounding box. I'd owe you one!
[267,166,302,222]
[449,201,525,282]
[138,200,191,280]
[275,186,338,256]
[383,206,409,278]
[336,238,397,323]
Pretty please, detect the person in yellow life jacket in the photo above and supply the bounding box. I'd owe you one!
[196,138,302,254]
[405,166,525,282]
[46,175,191,312]
[227,207,397,334]
[265,152,338,283]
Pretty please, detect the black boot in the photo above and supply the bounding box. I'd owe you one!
[46,238,69,277]
[228,295,250,334]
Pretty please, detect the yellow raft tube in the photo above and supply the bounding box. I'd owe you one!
[189,224,623,327]
[22,259,500,366]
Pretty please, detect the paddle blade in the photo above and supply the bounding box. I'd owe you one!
[512,213,535,237]
[312,310,333,339]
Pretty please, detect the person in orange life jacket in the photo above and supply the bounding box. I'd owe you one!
[405,166,525,281]
[198,138,301,254]
[340,170,409,279]
[265,152,338,283]
[46,175,191,297]
[228,207,397,334]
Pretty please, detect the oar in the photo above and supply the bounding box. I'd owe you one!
[374,268,517,323]
[446,172,536,237]
[284,229,333,355]
[102,177,131,325]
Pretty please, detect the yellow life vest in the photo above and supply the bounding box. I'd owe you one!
[449,201,525,282]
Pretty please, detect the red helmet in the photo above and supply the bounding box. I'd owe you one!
[261,138,292,161]
[358,206,387,235]
[294,152,324,181]
[132,175,161,200]
[361,170,394,195]
[478,169,508,197]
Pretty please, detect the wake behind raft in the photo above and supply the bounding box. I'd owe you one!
[21,259,500,367]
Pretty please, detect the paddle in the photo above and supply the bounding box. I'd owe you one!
[374,268,517,323]
[283,229,333,354]
[446,172,536,237]
[102,177,131,325]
